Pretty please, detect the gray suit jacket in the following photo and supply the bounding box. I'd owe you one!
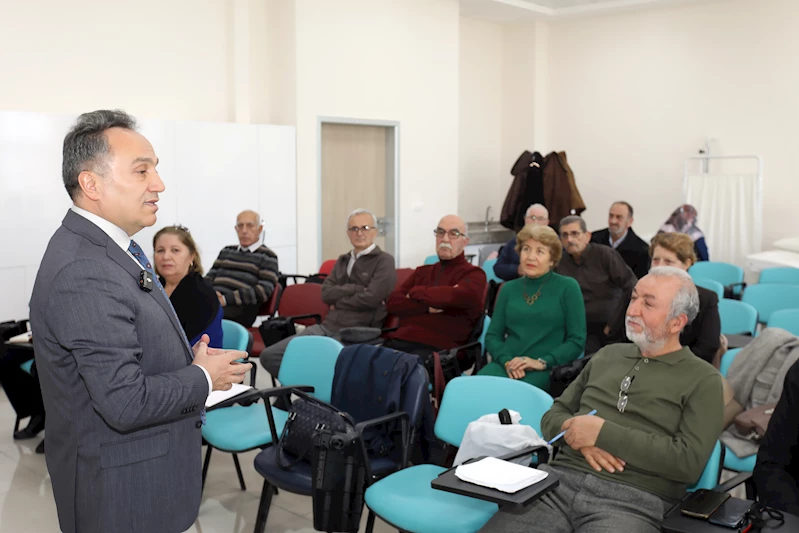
[30,211,209,533]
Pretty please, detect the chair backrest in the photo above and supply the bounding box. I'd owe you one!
[717,299,758,335]
[693,278,724,299]
[318,259,337,276]
[689,262,744,289]
[478,315,491,355]
[278,336,344,403]
[688,440,724,492]
[278,283,329,326]
[423,254,439,265]
[221,319,250,351]
[395,268,415,288]
[719,348,741,378]
[742,284,799,323]
[256,283,282,318]
[768,308,799,336]
[481,259,503,284]
[759,267,799,285]
[435,376,554,446]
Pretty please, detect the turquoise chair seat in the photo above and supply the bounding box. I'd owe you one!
[723,451,756,473]
[20,360,33,375]
[203,405,288,452]
[365,464,498,533]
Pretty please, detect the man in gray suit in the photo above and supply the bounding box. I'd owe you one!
[29,110,252,533]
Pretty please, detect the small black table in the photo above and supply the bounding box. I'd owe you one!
[662,497,799,532]
[726,334,754,349]
[431,463,558,509]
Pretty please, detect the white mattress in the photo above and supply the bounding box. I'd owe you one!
[745,249,799,283]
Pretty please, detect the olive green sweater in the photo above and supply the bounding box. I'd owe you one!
[542,344,724,501]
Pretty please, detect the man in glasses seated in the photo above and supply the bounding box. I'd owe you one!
[260,208,396,378]
[205,209,280,326]
[556,215,637,355]
[383,214,487,363]
[493,203,551,281]
[479,266,724,533]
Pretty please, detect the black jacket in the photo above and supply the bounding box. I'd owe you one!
[754,360,799,515]
[590,227,650,280]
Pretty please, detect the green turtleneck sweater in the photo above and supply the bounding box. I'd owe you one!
[478,271,586,391]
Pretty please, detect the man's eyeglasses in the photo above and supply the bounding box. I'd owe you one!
[347,225,375,234]
[560,231,584,239]
[236,222,260,231]
[617,375,635,413]
[434,228,465,239]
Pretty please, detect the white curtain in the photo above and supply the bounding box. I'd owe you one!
[685,173,761,266]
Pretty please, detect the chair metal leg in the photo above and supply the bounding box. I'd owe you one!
[232,453,247,491]
[13,417,20,435]
[253,480,274,533]
[365,510,376,533]
[250,362,258,388]
[202,446,213,490]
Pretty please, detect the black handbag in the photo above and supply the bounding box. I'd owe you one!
[277,390,355,470]
[549,355,592,398]
[259,316,296,348]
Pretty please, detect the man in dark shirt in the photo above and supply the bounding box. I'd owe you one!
[494,203,550,281]
[556,215,637,354]
[590,201,650,279]
[754,359,799,515]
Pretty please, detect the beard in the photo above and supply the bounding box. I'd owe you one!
[625,317,668,352]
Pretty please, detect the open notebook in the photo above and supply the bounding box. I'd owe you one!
[205,384,254,408]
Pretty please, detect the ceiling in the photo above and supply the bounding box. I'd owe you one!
[460,0,708,22]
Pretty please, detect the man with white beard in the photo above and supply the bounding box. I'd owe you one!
[478,266,724,533]
[384,214,487,362]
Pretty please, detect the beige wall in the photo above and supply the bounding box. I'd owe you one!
[546,0,796,246]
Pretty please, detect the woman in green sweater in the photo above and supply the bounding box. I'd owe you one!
[478,224,586,392]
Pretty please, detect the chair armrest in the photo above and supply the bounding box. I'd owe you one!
[380,326,399,334]
[714,471,753,493]
[205,388,262,412]
[354,411,409,434]
[497,445,550,466]
[259,385,315,400]
[439,340,481,358]
[355,411,411,478]
[287,313,323,325]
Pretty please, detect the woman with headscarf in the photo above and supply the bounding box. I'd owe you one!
[658,204,709,261]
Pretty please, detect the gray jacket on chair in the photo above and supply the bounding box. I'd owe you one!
[320,246,397,332]
[29,210,209,533]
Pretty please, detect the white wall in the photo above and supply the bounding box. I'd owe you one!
[546,0,799,247]
[293,0,461,271]
[458,17,503,224]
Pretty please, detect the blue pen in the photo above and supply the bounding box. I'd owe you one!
[547,409,597,445]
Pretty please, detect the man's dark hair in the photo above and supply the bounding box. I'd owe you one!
[559,215,587,233]
[612,201,634,218]
[62,109,138,199]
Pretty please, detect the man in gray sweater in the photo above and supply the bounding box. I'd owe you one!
[260,208,396,378]
[479,267,723,533]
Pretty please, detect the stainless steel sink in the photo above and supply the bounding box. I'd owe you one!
[466,221,515,245]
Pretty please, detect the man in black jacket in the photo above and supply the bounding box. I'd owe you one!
[754,359,799,515]
[591,201,650,279]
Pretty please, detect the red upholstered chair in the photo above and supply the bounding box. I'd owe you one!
[318,259,336,276]
[276,283,329,327]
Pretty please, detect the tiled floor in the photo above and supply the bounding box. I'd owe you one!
[0,366,398,533]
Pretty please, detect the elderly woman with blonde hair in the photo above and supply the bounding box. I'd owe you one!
[478,224,586,392]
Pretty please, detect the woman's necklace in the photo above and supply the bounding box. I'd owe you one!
[523,276,549,305]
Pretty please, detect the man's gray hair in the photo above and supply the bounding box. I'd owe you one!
[526,203,549,218]
[62,109,138,200]
[559,215,587,233]
[346,208,378,228]
[647,266,700,324]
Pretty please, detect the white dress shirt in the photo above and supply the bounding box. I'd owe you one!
[238,242,262,253]
[70,206,213,394]
[347,243,376,276]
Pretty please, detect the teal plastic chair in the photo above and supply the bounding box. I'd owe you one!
[689,262,745,297]
[715,348,757,473]
[767,309,799,336]
[481,259,503,284]
[424,254,439,265]
[20,359,33,375]
[759,267,799,285]
[717,299,758,336]
[719,348,741,378]
[201,336,343,491]
[693,278,724,299]
[221,319,256,386]
[688,441,724,492]
[364,376,554,533]
[742,284,799,324]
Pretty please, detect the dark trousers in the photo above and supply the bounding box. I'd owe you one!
[585,322,611,356]
[223,303,261,327]
[0,344,45,422]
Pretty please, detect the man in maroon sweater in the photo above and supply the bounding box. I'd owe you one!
[384,215,487,359]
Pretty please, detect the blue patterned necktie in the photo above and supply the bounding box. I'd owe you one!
[127,240,193,356]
